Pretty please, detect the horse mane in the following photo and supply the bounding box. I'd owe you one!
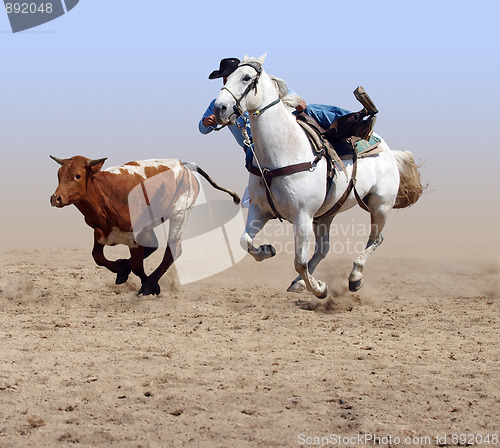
[268,74,305,109]
[267,74,288,99]
[242,56,303,109]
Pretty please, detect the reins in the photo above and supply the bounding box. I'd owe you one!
[221,62,294,221]
[238,119,286,221]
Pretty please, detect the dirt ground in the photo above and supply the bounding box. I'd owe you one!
[0,247,499,448]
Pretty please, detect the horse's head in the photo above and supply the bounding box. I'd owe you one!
[213,54,268,125]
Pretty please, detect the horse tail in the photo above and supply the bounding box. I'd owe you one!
[182,162,241,205]
[391,150,423,209]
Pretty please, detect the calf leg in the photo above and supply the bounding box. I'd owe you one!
[138,214,185,297]
[138,242,179,297]
[129,246,148,283]
[143,246,158,259]
[91,240,131,284]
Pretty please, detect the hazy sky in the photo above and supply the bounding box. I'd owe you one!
[0,1,499,261]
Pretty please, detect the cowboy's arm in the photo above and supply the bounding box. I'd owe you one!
[288,88,307,111]
[295,98,307,112]
[199,99,217,134]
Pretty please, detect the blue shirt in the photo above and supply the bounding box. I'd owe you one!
[199,99,252,150]
[199,99,352,153]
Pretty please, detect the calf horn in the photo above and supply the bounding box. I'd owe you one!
[88,157,108,167]
[50,155,64,165]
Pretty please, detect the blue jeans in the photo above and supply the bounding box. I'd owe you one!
[301,104,352,129]
[246,104,352,165]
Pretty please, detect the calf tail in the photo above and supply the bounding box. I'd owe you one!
[392,150,423,209]
[183,162,241,205]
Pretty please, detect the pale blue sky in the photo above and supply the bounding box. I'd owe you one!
[0,1,499,258]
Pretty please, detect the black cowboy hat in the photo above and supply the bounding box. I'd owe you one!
[208,58,241,80]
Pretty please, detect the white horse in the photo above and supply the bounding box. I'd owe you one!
[214,55,422,298]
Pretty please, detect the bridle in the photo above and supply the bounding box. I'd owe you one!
[219,62,280,121]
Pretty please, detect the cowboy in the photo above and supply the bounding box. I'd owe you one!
[199,58,312,168]
[199,58,254,165]
[199,58,378,160]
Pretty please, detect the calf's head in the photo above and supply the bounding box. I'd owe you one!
[50,155,107,207]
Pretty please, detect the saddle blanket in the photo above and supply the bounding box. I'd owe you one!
[354,134,382,156]
[296,114,383,163]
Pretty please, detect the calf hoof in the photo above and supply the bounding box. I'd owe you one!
[115,272,130,285]
[115,259,131,285]
[138,281,161,297]
[349,278,363,292]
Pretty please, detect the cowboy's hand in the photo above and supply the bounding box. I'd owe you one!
[203,114,218,127]
[295,99,307,112]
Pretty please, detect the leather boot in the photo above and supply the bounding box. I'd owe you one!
[354,86,378,115]
[352,116,377,141]
[323,110,366,141]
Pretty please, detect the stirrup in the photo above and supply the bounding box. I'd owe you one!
[354,86,378,115]
[362,116,377,141]
[353,116,377,141]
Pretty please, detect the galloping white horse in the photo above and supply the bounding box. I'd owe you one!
[214,55,422,298]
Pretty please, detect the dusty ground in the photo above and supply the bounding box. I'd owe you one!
[0,248,499,447]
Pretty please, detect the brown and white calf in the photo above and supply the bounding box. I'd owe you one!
[50,156,239,296]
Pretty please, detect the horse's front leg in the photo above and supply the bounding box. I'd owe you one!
[293,214,328,299]
[91,239,131,284]
[240,203,276,262]
[288,217,333,293]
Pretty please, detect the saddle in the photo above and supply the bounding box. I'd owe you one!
[295,112,382,163]
[244,91,382,222]
[295,112,383,221]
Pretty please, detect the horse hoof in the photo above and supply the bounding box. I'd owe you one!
[263,244,276,258]
[254,244,276,262]
[349,278,363,292]
[287,280,305,293]
[316,284,328,299]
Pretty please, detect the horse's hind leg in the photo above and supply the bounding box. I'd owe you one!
[349,196,391,291]
[241,204,276,262]
[293,214,328,298]
[288,217,332,293]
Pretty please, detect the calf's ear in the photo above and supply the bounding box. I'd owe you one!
[87,157,107,174]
